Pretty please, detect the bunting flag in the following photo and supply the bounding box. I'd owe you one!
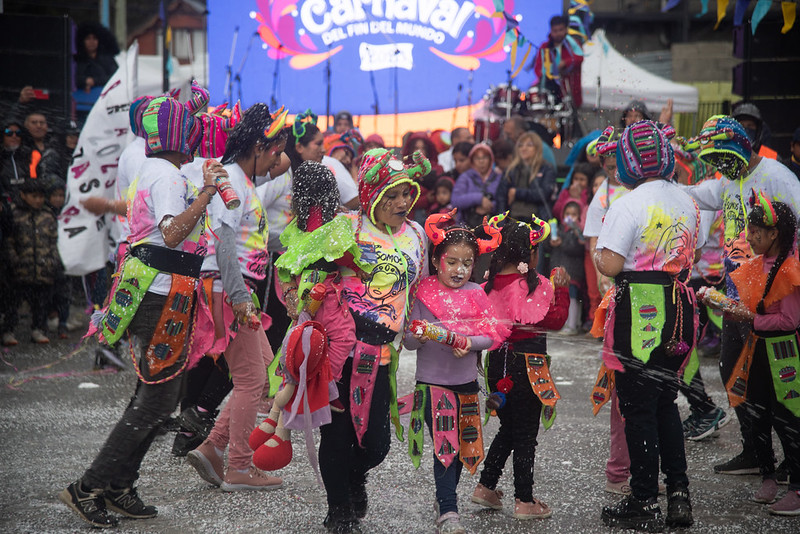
[662,0,683,12]
[734,0,750,26]
[752,0,773,33]
[716,0,731,29]
[59,43,138,275]
[697,0,711,17]
[782,1,797,33]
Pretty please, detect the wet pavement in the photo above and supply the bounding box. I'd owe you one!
[1,328,798,533]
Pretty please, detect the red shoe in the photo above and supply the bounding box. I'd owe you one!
[248,417,277,450]
[252,436,293,471]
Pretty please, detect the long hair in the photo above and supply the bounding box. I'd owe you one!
[506,132,544,183]
[484,220,540,295]
[284,122,321,173]
[748,201,797,314]
[221,103,287,166]
[291,160,339,231]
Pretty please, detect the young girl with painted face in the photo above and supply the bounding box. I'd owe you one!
[471,214,570,521]
[319,148,431,533]
[402,210,508,534]
[708,197,800,516]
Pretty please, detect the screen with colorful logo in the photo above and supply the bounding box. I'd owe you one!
[207,0,559,115]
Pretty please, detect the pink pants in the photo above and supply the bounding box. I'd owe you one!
[207,292,273,470]
[606,388,631,483]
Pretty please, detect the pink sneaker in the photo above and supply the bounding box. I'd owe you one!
[186,440,224,486]
[753,478,779,504]
[471,483,503,510]
[220,466,283,492]
[769,490,800,516]
[513,498,552,520]
[605,480,631,495]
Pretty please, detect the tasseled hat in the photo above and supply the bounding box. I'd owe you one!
[142,96,203,157]
[685,115,751,180]
[358,148,431,225]
[602,120,676,188]
[198,101,242,158]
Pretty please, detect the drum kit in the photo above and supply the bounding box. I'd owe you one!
[474,83,577,145]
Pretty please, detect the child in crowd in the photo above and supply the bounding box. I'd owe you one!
[471,214,569,521]
[428,176,454,215]
[45,178,70,339]
[7,177,61,344]
[443,141,474,182]
[553,162,591,224]
[549,201,585,335]
[250,160,366,472]
[715,197,800,516]
[403,209,507,534]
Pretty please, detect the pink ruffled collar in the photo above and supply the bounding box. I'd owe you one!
[483,272,554,325]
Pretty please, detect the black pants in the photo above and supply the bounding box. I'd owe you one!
[18,283,52,331]
[319,358,391,509]
[82,293,183,490]
[263,254,292,355]
[679,279,718,415]
[613,276,693,500]
[746,337,800,489]
[479,349,542,502]
[179,354,233,413]
[721,318,774,460]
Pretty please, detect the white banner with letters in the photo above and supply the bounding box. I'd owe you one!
[58,43,138,276]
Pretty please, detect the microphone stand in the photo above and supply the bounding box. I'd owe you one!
[366,46,380,133]
[224,26,239,104]
[270,45,282,110]
[234,31,258,105]
[505,69,513,120]
[325,45,332,131]
[451,83,462,131]
[393,46,400,148]
[467,69,474,131]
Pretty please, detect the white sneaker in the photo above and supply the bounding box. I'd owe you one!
[47,316,59,332]
[31,329,50,344]
[436,511,466,534]
[2,332,19,346]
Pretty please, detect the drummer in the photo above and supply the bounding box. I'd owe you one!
[531,15,584,109]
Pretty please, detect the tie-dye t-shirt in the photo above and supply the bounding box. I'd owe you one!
[202,162,269,280]
[341,213,427,349]
[686,157,800,266]
[583,178,628,238]
[257,172,293,253]
[128,157,207,295]
[691,209,724,281]
[596,180,701,276]
[114,136,147,246]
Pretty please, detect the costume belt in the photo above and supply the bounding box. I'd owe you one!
[131,243,204,278]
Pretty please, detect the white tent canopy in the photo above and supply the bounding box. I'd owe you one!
[581,29,699,113]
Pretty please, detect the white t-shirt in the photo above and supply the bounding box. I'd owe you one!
[128,157,206,295]
[114,137,147,245]
[258,172,293,253]
[691,209,724,281]
[438,147,455,173]
[202,163,269,280]
[685,157,800,265]
[323,155,358,204]
[596,180,701,276]
[583,178,628,238]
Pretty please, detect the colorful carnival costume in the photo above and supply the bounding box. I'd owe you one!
[250,160,368,475]
[400,210,507,530]
[60,95,208,528]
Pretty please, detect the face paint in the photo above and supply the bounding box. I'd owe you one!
[437,243,475,289]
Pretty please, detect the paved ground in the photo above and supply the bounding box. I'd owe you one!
[1,325,798,533]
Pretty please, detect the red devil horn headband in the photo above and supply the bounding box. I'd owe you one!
[476,216,502,254]
[424,209,457,244]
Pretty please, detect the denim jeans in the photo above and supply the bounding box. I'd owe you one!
[82,293,183,490]
[319,358,391,508]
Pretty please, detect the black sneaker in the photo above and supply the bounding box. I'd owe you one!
[350,480,368,519]
[172,432,204,457]
[666,486,693,528]
[178,406,217,439]
[323,505,362,534]
[104,486,157,519]
[58,480,118,528]
[602,495,664,532]
[713,451,760,475]
[776,459,789,485]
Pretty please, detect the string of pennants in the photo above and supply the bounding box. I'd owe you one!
[491,0,594,77]
[663,0,798,34]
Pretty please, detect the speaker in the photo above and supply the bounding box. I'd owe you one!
[0,14,74,125]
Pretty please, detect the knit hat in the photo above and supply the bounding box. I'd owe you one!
[688,115,751,180]
[613,120,676,188]
[358,148,431,225]
[364,133,385,149]
[142,96,203,157]
[129,96,154,138]
[468,142,494,165]
[323,131,358,158]
[198,101,242,158]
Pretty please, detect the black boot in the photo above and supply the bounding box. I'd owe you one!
[323,504,362,534]
[350,474,368,519]
[602,494,664,532]
[666,486,693,528]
